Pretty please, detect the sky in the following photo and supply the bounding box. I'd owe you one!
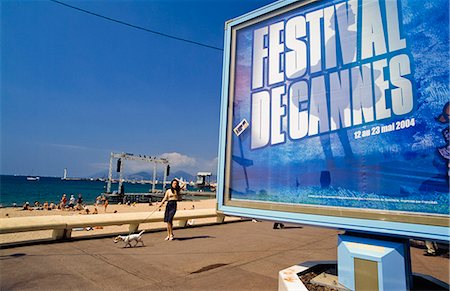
[1,0,274,178]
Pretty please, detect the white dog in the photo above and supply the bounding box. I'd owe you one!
[113,230,145,247]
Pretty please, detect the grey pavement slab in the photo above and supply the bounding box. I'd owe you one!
[1,221,448,290]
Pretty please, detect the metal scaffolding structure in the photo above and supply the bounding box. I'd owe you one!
[106,152,169,194]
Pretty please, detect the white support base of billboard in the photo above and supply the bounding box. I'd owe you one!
[279,234,412,291]
[278,261,349,291]
[278,264,308,291]
[278,261,448,291]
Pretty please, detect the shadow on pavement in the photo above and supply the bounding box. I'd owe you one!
[174,235,213,241]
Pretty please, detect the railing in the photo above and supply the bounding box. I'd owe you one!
[0,208,225,240]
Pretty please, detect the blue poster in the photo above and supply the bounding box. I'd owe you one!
[226,0,449,215]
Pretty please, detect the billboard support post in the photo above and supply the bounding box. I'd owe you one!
[338,233,411,291]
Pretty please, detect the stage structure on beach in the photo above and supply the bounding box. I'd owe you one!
[218,0,449,290]
[104,152,216,203]
[106,152,169,195]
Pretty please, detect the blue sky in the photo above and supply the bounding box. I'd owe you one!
[1,0,274,177]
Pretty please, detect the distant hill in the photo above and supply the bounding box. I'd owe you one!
[90,170,197,182]
[169,170,195,181]
[126,171,152,180]
[90,170,110,179]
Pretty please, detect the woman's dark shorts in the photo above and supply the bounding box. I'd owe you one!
[164,200,177,223]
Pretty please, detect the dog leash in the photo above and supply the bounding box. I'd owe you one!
[125,179,185,236]
[113,206,163,246]
[126,196,166,236]
[128,179,187,235]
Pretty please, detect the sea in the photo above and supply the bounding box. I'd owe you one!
[0,175,197,207]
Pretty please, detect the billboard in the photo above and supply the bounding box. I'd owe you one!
[218,0,449,240]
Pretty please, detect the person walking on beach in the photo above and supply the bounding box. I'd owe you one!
[159,178,186,241]
[95,196,101,206]
[76,194,83,210]
[60,194,67,210]
[103,196,109,212]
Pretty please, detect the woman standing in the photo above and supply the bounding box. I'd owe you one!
[159,179,186,241]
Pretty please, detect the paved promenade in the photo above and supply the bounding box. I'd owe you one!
[1,221,448,290]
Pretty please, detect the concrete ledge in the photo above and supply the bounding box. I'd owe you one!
[63,209,218,228]
[0,216,67,233]
[0,208,221,240]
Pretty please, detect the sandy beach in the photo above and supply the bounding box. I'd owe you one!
[0,199,222,244]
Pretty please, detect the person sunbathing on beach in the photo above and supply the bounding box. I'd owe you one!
[23,202,31,211]
[33,201,43,210]
[68,195,76,210]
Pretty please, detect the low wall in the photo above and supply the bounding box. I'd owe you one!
[0,208,225,241]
